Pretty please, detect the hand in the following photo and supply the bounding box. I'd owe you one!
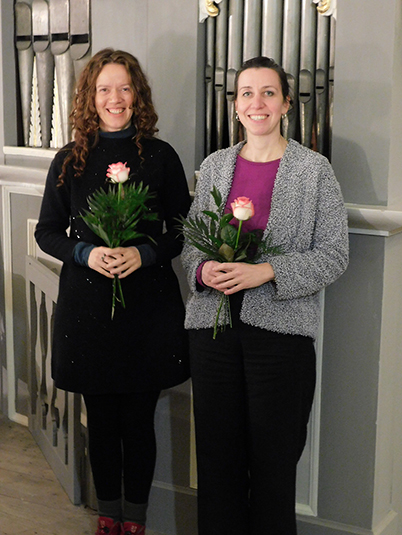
[88,247,116,278]
[88,246,142,279]
[102,246,142,279]
[204,261,275,295]
[201,260,226,289]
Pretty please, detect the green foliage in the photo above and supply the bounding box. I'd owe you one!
[180,185,281,263]
[80,180,158,319]
[81,182,158,248]
[180,186,282,338]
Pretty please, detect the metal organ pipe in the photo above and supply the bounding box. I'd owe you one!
[299,0,317,148]
[69,0,91,79]
[243,0,262,61]
[282,0,301,140]
[315,12,330,154]
[32,0,54,148]
[205,15,216,156]
[328,16,336,159]
[14,0,91,149]
[261,0,284,64]
[214,0,228,149]
[226,0,244,147]
[15,1,34,147]
[202,0,336,159]
[49,0,75,148]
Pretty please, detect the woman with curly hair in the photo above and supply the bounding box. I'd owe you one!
[35,48,190,535]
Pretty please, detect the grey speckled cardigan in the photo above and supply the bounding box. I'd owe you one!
[181,139,349,340]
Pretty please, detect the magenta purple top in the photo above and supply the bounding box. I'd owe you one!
[196,155,281,285]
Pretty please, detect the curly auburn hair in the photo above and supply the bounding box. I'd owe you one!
[58,48,159,185]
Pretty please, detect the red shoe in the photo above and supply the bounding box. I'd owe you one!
[121,521,145,534]
[95,516,121,535]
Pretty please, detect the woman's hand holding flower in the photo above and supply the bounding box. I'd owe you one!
[88,246,142,278]
[105,246,142,278]
[201,260,226,289]
[210,262,275,295]
[88,246,116,278]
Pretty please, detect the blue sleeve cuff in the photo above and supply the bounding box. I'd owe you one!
[136,244,157,268]
[73,242,96,266]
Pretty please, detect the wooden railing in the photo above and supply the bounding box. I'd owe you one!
[25,255,82,505]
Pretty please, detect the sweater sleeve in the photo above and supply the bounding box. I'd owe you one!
[35,151,80,264]
[268,158,349,300]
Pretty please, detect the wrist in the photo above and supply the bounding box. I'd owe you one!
[261,262,275,283]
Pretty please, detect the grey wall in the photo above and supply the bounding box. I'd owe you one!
[331,1,402,207]
[319,234,384,528]
[304,0,402,533]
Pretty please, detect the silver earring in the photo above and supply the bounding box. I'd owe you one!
[281,113,287,120]
[235,111,239,121]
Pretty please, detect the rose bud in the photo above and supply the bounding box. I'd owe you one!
[107,162,130,184]
[231,197,255,221]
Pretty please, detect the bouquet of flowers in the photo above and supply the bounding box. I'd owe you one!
[81,162,157,319]
[181,186,280,338]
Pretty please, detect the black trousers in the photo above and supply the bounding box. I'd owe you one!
[189,294,316,535]
[83,391,160,504]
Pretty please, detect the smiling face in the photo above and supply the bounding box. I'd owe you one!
[95,63,135,132]
[235,67,290,140]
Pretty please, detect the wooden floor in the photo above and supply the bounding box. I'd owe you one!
[0,412,161,535]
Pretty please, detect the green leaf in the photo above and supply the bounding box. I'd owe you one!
[210,186,222,209]
[220,224,237,247]
[202,210,219,221]
[218,243,234,262]
[219,213,234,228]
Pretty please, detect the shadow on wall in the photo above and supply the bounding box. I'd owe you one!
[332,134,386,206]
[148,28,205,180]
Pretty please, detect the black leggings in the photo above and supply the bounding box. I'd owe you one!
[83,391,160,503]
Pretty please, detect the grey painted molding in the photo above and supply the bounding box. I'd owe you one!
[347,204,402,236]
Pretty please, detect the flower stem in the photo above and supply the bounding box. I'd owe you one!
[213,293,225,339]
[213,293,232,339]
[235,220,243,250]
[111,275,126,319]
[111,276,117,320]
[117,278,125,308]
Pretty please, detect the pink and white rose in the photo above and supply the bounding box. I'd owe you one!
[106,162,130,184]
[231,197,255,221]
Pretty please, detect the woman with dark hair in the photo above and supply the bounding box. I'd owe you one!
[36,48,190,535]
[182,56,348,535]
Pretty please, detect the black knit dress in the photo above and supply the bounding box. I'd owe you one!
[35,130,191,394]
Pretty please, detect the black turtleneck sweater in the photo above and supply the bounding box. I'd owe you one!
[35,130,191,394]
